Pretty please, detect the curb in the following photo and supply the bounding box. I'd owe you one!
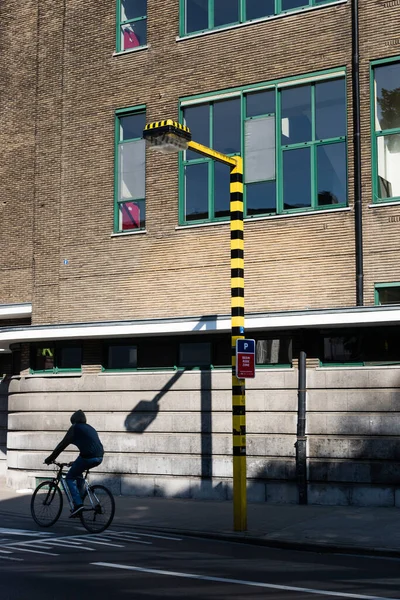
[112,521,400,559]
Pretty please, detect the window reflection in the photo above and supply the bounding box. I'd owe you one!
[317,143,346,206]
[374,63,400,132]
[282,0,309,10]
[256,338,292,365]
[213,98,241,155]
[246,0,275,19]
[283,148,311,209]
[214,0,239,26]
[120,113,146,140]
[315,79,346,140]
[185,163,209,221]
[281,85,311,145]
[108,345,137,369]
[246,90,275,117]
[121,0,146,20]
[184,104,210,161]
[214,162,230,218]
[246,181,276,215]
[186,0,208,33]
[377,286,400,305]
[179,343,211,367]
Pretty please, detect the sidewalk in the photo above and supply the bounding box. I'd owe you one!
[2,480,400,557]
[113,495,400,557]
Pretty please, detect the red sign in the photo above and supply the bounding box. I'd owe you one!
[236,339,256,378]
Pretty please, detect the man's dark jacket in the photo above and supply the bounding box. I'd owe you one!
[46,410,104,462]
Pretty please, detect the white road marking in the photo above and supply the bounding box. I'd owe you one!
[106,530,182,541]
[0,528,52,537]
[11,547,59,556]
[17,542,55,550]
[39,538,84,546]
[0,555,24,562]
[101,533,152,545]
[104,533,141,540]
[92,563,400,600]
[0,549,12,554]
[78,539,125,548]
[37,541,96,551]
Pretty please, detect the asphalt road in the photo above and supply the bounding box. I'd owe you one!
[1,509,400,599]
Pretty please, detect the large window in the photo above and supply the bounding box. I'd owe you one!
[321,327,400,366]
[372,58,400,202]
[181,0,339,36]
[114,108,146,232]
[180,72,347,224]
[103,334,292,370]
[116,0,147,52]
[30,344,82,374]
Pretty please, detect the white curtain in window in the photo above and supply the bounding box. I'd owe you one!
[245,116,275,183]
[118,139,145,200]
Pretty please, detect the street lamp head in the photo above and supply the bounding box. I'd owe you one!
[143,120,191,154]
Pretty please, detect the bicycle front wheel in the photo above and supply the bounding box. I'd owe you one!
[31,481,63,527]
[80,485,115,533]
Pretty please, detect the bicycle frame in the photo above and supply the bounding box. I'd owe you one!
[51,463,96,511]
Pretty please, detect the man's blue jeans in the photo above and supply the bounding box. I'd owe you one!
[66,456,103,507]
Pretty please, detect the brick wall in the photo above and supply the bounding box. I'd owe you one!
[0,0,399,324]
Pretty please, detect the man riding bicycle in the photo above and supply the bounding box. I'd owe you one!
[44,410,104,517]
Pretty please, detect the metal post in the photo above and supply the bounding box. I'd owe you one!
[296,350,308,505]
[230,156,247,531]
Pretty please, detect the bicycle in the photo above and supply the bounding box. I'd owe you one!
[30,462,115,534]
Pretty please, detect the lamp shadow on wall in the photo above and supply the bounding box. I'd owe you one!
[124,369,186,434]
[124,368,214,483]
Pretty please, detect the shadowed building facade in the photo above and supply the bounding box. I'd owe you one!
[1,0,400,506]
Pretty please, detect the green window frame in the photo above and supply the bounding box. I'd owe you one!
[116,0,147,52]
[371,56,400,203]
[374,282,400,305]
[179,69,347,225]
[180,0,340,37]
[30,343,82,374]
[114,106,146,233]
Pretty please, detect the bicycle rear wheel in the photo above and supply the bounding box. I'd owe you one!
[80,484,115,533]
[31,481,63,527]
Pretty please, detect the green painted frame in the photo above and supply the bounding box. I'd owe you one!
[179,0,341,37]
[29,343,82,375]
[116,0,147,52]
[370,55,400,204]
[374,281,400,305]
[179,68,347,226]
[114,105,146,233]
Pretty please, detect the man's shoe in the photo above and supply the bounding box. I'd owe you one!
[70,504,84,518]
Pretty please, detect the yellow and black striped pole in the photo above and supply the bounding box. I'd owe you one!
[143,121,247,531]
[230,156,247,532]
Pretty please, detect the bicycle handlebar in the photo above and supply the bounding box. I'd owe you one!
[46,461,74,468]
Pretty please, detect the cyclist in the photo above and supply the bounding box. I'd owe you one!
[44,410,104,517]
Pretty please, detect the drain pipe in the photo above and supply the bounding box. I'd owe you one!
[295,351,308,504]
[352,0,364,305]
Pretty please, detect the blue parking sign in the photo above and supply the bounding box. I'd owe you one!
[236,339,255,354]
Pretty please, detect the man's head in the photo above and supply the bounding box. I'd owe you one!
[70,410,87,424]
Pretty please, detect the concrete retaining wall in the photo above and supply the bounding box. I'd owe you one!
[0,380,8,477]
[6,366,400,505]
